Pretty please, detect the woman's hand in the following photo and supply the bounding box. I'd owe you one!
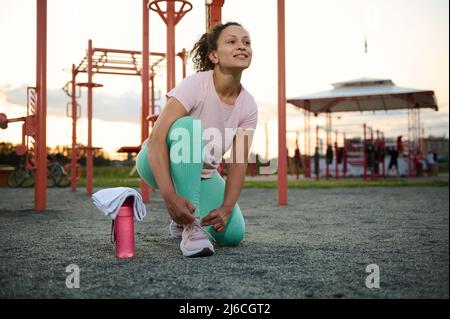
[163,193,196,225]
[201,205,233,233]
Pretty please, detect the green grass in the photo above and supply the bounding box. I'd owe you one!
[243,178,448,189]
[438,161,449,174]
[77,166,140,188]
[73,166,448,188]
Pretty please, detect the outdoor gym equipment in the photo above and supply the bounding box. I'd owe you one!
[313,124,347,181]
[16,0,290,210]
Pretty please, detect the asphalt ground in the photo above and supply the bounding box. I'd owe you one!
[0,185,448,299]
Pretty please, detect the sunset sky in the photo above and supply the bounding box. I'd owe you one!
[0,0,448,159]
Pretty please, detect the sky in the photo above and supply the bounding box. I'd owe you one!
[0,0,448,159]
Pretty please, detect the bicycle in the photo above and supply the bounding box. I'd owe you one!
[7,158,34,187]
[8,154,71,188]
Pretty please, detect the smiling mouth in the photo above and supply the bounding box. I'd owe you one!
[234,54,248,59]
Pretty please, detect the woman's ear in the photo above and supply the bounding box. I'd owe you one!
[208,51,218,64]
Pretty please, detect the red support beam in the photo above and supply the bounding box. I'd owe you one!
[86,39,94,195]
[94,47,166,57]
[335,134,339,179]
[35,0,47,211]
[325,113,331,180]
[363,123,367,181]
[180,48,187,78]
[206,0,224,31]
[376,130,380,178]
[316,125,320,181]
[343,133,347,177]
[151,72,155,115]
[141,0,150,202]
[71,64,77,191]
[149,1,192,93]
[382,133,386,177]
[277,0,287,205]
[370,127,374,180]
[167,1,176,92]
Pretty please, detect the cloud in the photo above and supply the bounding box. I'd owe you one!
[0,84,158,124]
[2,84,447,140]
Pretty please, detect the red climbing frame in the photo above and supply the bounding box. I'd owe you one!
[9,0,290,209]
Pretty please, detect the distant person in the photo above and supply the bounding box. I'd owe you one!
[387,146,399,177]
[326,145,333,165]
[375,138,385,175]
[314,147,320,176]
[415,151,425,176]
[425,151,434,175]
[294,143,302,180]
[397,136,404,157]
[425,150,437,176]
[136,23,257,257]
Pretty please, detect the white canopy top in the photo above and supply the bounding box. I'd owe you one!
[287,78,438,115]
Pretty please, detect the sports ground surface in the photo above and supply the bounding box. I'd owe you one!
[0,183,448,298]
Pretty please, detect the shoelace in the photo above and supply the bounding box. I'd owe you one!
[185,220,216,243]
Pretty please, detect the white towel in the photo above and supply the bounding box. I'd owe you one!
[92,187,146,221]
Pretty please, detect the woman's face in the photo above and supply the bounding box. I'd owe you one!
[209,25,253,72]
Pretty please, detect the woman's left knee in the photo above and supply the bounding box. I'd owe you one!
[219,218,245,246]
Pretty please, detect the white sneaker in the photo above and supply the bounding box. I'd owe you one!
[180,218,215,257]
[169,220,183,239]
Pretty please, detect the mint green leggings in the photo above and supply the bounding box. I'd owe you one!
[136,116,245,246]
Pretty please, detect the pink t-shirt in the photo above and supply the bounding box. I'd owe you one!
[166,70,258,178]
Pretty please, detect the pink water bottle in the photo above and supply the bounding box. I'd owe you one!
[113,197,135,258]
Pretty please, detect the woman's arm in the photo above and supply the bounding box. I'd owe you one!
[201,129,254,232]
[148,97,196,225]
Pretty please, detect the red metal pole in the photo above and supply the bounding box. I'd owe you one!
[306,105,311,177]
[335,132,338,179]
[151,72,155,115]
[363,123,367,181]
[407,101,413,176]
[21,122,26,146]
[206,0,224,31]
[141,0,150,203]
[382,133,386,177]
[325,113,331,180]
[277,0,287,205]
[93,47,165,56]
[343,133,347,177]
[86,39,94,195]
[316,125,319,181]
[181,48,187,79]
[167,0,176,92]
[308,112,311,177]
[35,0,47,211]
[71,64,77,191]
[376,130,380,178]
[370,127,374,180]
[303,109,307,178]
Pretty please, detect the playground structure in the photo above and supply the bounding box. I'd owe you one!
[62,0,198,202]
[1,0,286,211]
[288,78,438,180]
[0,2,47,210]
[62,41,172,198]
[311,122,348,180]
[60,0,232,203]
[0,88,38,183]
[310,122,387,180]
[1,1,440,211]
